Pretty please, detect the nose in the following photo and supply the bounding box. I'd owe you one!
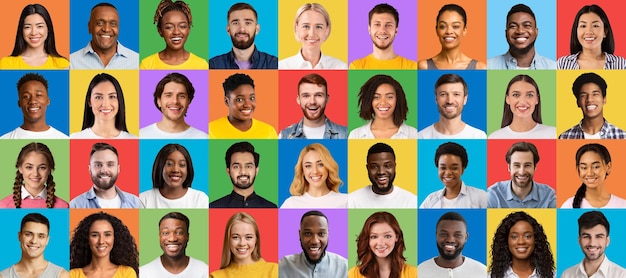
[98,235,104,244]
[311,234,320,243]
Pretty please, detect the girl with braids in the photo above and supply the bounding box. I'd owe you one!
[0,142,68,208]
[348,211,416,278]
[561,143,626,208]
[70,212,138,278]
[488,211,554,278]
[140,0,208,69]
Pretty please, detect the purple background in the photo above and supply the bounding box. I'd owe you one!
[348,0,418,63]
[278,208,348,259]
[139,70,209,133]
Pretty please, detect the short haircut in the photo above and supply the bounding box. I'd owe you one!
[21,212,50,232]
[368,3,399,27]
[152,143,195,189]
[357,74,409,127]
[298,73,328,95]
[153,72,195,112]
[434,142,468,169]
[17,73,48,93]
[91,2,117,12]
[572,72,607,99]
[225,141,260,167]
[90,142,119,159]
[300,210,328,225]
[506,4,535,23]
[437,4,467,26]
[434,73,468,96]
[367,142,395,161]
[227,2,257,21]
[223,73,255,97]
[578,210,610,236]
[505,141,540,165]
[435,211,467,231]
[159,211,190,230]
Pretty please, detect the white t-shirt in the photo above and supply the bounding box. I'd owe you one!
[280,191,348,208]
[488,124,556,139]
[139,188,209,208]
[348,185,417,208]
[96,194,122,209]
[278,51,348,69]
[140,123,207,139]
[561,194,626,208]
[418,123,486,139]
[70,128,136,139]
[349,121,418,139]
[140,256,208,278]
[1,126,68,139]
[418,257,486,278]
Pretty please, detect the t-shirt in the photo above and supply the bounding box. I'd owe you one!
[69,265,136,278]
[209,259,278,278]
[418,123,487,139]
[1,126,68,139]
[70,128,136,139]
[348,264,417,278]
[349,54,418,69]
[139,52,208,70]
[0,55,69,69]
[140,256,208,278]
[488,124,556,139]
[348,185,417,208]
[561,194,626,208]
[348,121,418,139]
[140,123,207,139]
[280,191,348,208]
[139,188,209,208]
[208,117,277,139]
[418,256,486,278]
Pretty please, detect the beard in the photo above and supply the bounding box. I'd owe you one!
[230,175,255,190]
[231,32,256,50]
[369,174,395,194]
[436,242,464,261]
[437,105,463,120]
[301,105,326,121]
[91,172,118,191]
[301,241,327,264]
[508,40,535,56]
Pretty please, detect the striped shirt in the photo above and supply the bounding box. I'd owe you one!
[557,52,626,69]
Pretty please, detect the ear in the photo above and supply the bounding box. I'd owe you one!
[255,23,260,35]
[226,24,230,33]
[463,94,468,106]
[255,167,259,176]
[296,95,301,105]
[226,167,230,175]
[157,98,162,110]
[606,161,612,175]
[368,25,372,36]
[224,96,229,106]
[157,26,164,37]
[505,94,511,105]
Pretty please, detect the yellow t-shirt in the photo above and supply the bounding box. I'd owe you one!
[139,52,208,69]
[208,116,277,139]
[0,55,69,69]
[69,265,136,278]
[348,263,417,278]
[349,54,418,70]
[209,259,278,278]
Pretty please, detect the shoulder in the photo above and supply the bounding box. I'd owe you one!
[474,60,487,69]
[321,54,348,69]
[417,59,429,69]
[53,196,70,208]
[561,196,574,208]
[0,195,15,208]
[348,266,363,278]
[139,53,160,69]
[349,56,367,69]
[488,127,508,139]
[401,264,417,276]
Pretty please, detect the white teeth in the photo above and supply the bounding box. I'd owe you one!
[377,107,389,111]
[587,105,597,110]
[584,37,595,41]
[29,107,40,111]
[444,37,455,42]
[172,38,182,42]
[101,109,112,113]
[444,244,456,250]
[515,38,528,43]
[101,35,111,38]
[309,247,320,251]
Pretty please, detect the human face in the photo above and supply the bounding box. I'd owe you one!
[508,151,535,189]
[577,12,605,52]
[89,149,119,191]
[578,151,610,190]
[227,152,258,190]
[508,220,535,261]
[158,82,190,123]
[577,83,605,120]
[299,215,328,264]
[369,222,397,259]
[227,9,258,50]
[367,152,396,195]
[372,83,396,121]
[302,150,329,190]
[89,220,114,259]
[506,81,539,121]
[368,13,397,50]
[18,80,49,124]
[229,221,257,264]
[159,218,189,259]
[158,10,190,51]
[436,82,467,120]
[226,84,256,122]
[295,10,329,51]
[19,152,50,193]
[22,14,48,50]
[436,11,467,49]
[88,6,119,53]
[579,224,609,262]
[162,151,187,189]
[506,12,537,55]
[438,154,464,190]
[19,221,49,259]
[436,220,467,260]
[89,81,119,122]
[297,83,328,122]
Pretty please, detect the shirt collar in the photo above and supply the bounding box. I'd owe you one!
[578,255,612,276]
[229,190,258,201]
[505,181,540,201]
[21,185,46,200]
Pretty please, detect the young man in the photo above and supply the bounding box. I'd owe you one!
[208,73,277,139]
[418,74,486,139]
[349,3,417,69]
[210,141,276,208]
[487,141,556,208]
[209,2,277,69]
[279,73,346,139]
[1,73,67,139]
[348,142,417,208]
[487,4,556,69]
[140,72,207,138]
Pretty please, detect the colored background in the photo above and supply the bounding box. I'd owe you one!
[278,208,348,259]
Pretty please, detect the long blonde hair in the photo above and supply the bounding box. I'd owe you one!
[289,143,343,196]
[219,212,262,269]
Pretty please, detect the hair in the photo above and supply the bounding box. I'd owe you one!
[367,142,396,161]
[572,72,607,99]
[17,73,48,93]
[81,73,128,132]
[578,210,610,236]
[507,4,536,23]
[11,4,64,58]
[225,141,260,167]
[290,143,343,196]
[153,72,195,113]
[90,142,119,159]
[220,212,262,269]
[298,73,328,95]
[223,73,255,97]
[500,74,543,128]
[436,4,467,26]
[434,142,468,170]
[227,2,258,21]
[505,141,540,165]
[21,212,50,232]
[357,74,409,127]
[12,143,57,208]
[300,210,328,225]
[434,73,468,96]
[368,3,399,27]
[70,212,139,275]
[569,5,614,54]
[294,3,331,37]
[355,211,406,278]
[151,143,194,189]
[153,0,193,28]
[435,211,467,231]
[159,211,190,230]
[91,2,117,12]
[573,143,611,208]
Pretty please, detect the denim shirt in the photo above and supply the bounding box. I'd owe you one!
[209,46,277,69]
[279,117,347,139]
[488,51,556,69]
[70,186,140,208]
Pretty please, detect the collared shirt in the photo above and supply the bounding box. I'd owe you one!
[487,51,557,69]
[557,52,626,69]
[279,50,348,69]
[562,256,626,278]
[209,46,278,69]
[487,180,556,208]
[279,251,348,278]
[559,119,626,139]
[279,117,347,139]
[70,41,139,69]
[420,181,487,208]
[502,266,542,278]
[209,190,277,208]
[21,185,46,200]
[70,186,139,208]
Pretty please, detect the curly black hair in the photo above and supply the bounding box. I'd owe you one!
[489,211,554,278]
[70,212,139,275]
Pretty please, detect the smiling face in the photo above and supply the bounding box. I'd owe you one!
[436,82,466,120]
[227,9,258,50]
[372,83,396,121]
[436,220,467,260]
[158,10,190,51]
[367,152,396,195]
[506,80,539,121]
[19,221,49,259]
[368,12,397,50]
[158,81,190,123]
[506,12,537,54]
[295,10,329,52]
[89,81,119,122]
[577,12,605,52]
[89,220,114,259]
[577,151,610,190]
[579,224,609,262]
[226,84,256,122]
[297,83,328,122]
[302,150,329,191]
[162,150,187,189]
[229,221,257,264]
[438,154,464,190]
[89,6,119,53]
[18,80,50,125]
[89,149,119,191]
[299,215,328,264]
[227,152,257,190]
[508,220,535,261]
[159,218,189,260]
[508,151,535,190]
[22,14,48,50]
[577,83,606,120]
[436,10,466,49]
[369,222,397,259]
[19,152,50,193]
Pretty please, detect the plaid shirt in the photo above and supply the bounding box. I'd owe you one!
[559,119,626,139]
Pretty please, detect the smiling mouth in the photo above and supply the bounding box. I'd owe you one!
[586,105,598,111]
[514,37,528,43]
[443,36,455,42]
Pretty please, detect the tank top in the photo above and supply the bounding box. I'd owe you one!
[0,261,64,278]
[426,58,477,69]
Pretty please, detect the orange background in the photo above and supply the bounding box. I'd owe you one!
[69,209,140,249]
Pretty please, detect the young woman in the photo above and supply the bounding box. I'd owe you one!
[489,74,556,139]
[0,142,68,208]
[139,143,208,208]
[281,143,347,208]
[0,4,68,69]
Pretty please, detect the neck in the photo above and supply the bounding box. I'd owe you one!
[434,117,465,135]
[159,186,188,199]
[444,182,462,199]
[160,254,189,273]
[91,41,118,58]
[91,120,121,138]
[157,118,189,133]
[306,185,330,197]
[300,48,321,67]
[371,117,397,128]
[21,46,47,57]
[583,254,605,277]
[24,185,45,197]
[581,116,605,134]
[18,255,47,270]
[509,47,536,67]
[437,47,464,63]
[228,116,252,132]
[511,181,532,200]
[435,255,464,269]
[372,46,396,60]
[89,256,116,269]
[21,119,50,132]
[234,186,254,199]
[93,185,118,199]
[511,258,534,274]
[580,48,604,60]
[232,45,255,62]
[509,118,537,132]
[302,116,326,128]
[372,185,393,195]
[161,47,188,58]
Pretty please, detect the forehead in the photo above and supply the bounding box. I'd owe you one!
[22,221,49,233]
[438,153,462,164]
[510,220,533,232]
[91,149,118,162]
[580,224,607,235]
[231,221,255,233]
[92,81,116,93]
[21,151,47,163]
[375,83,396,93]
[437,219,466,231]
[19,80,47,92]
[162,10,188,23]
[166,150,185,160]
[229,84,255,96]
[579,12,602,22]
[370,12,396,24]
[579,151,603,162]
[163,82,188,94]
[159,218,188,230]
[90,219,113,231]
[299,82,327,94]
[438,10,464,22]
[24,14,45,23]
[229,9,256,21]
[579,82,602,93]
[508,12,535,23]
[371,222,394,232]
[300,215,328,229]
[368,152,395,163]
[509,80,536,91]
[91,6,119,19]
[510,150,534,163]
[299,10,326,23]
[230,151,254,163]
[436,82,465,92]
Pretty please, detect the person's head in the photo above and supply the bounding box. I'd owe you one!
[152,143,194,189]
[223,73,256,122]
[368,3,399,51]
[293,3,331,51]
[227,3,259,50]
[505,4,537,55]
[158,212,190,260]
[572,72,607,121]
[366,143,396,195]
[358,74,408,127]
[355,211,406,277]
[505,142,539,190]
[577,211,610,262]
[19,213,50,260]
[435,4,467,49]
[569,4,614,55]
[11,4,62,58]
[435,212,468,261]
[489,211,554,278]
[297,73,329,122]
[299,210,329,264]
[434,142,467,189]
[434,73,468,120]
[13,142,57,208]
[153,72,195,122]
[220,212,261,268]
[153,0,193,51]
[88,3,119,54]
[89,142,120,192]
[572,143,612,208]
[290,143,342,196]
[70,212,139,275]
[16,73,50,126]
[225,141,260,190]
[501,74,542,127]
[82,73,128,132]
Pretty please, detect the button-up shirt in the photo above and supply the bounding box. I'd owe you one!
[559,119,626,139]
[70,41,139,69]
[488,51,556,69]
[69,186,139,208]
[209,190,277,208]
[279,252,348,278]
[279,117,347,139]
[209,46,278,69]
[487,180,556,208]
[562,256,626,278]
